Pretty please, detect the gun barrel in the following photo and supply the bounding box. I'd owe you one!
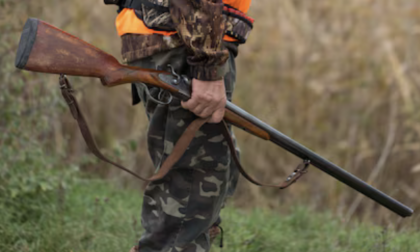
[226,102,413,217]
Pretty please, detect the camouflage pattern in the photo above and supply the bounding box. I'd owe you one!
[121,33,183,63]
[135,3,175,31]
[129,43,239,252]
[170,0,229,81]
[121,0,229,81]
[139,8,173,30]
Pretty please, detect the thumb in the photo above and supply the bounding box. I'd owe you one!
[181,100,188,109]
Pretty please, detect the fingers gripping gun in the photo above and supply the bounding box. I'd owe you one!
[15,18,413,218]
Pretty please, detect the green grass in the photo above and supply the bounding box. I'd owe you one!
[1,179,419,252]
[221,208,420,252]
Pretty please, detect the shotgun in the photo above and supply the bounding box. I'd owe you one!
[15,18,413,218]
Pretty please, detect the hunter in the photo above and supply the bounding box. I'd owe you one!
[111,0,253,251]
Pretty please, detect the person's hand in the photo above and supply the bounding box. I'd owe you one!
[181,78,226,123]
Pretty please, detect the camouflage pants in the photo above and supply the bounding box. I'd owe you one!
[129,43,240,252]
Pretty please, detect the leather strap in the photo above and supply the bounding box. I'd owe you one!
[59,75,210,182]
[219,121,309,188]
[59,75,307,187]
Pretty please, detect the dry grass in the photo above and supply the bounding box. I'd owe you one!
[235,0,420,226]
[2,0,420,226]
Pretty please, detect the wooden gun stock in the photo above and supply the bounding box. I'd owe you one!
[16,19,176,89]
[15,18,413,217]
[15,18,268,139]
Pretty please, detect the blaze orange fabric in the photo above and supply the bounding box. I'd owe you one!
[116,0,252,39]
[223,35,237,42]
[223,0,251,13]
[116,9,177,36]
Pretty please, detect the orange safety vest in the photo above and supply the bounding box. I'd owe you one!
[116,0,252,42]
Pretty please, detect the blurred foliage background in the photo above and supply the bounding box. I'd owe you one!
[1,0,420,243]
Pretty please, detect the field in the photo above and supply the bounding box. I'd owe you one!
[1,179,420,252]
[1,0,420,251]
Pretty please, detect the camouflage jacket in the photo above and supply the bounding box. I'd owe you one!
[121,0,229,81]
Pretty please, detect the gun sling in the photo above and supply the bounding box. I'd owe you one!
[59,75,305,188]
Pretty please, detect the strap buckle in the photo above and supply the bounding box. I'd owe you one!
[280,160,310,189]
[59,74,71,90]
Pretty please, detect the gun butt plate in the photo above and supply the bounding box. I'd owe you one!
[15,18,39,69]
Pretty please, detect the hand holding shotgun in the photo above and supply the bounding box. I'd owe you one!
[181,78,227,124]
[15,18,413,218]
